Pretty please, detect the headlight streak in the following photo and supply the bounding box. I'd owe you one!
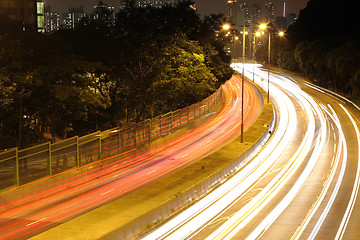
[141,71,295,240]
[226,71,328,240]
[141,64,360,240]
[207,82,317,240]
[288,79,360,240]
[335,104,360,240]
[226,66,356,240]
[250,69,360,239]
[305,104,347,240]
[290,104,344,240]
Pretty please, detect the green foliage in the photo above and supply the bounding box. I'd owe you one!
[153,35,217,115]
[255,0,360,101]
[276,48,298,72]
[0,1,232,149]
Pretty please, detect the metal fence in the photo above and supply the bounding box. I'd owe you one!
[0,88,223,191]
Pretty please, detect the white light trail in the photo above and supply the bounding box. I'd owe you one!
[141,64,360,240]
[141,66,295,240]
[212,67,329,240]
[335,104,360,240]
[290,104,344,240]
[305,105,346,240]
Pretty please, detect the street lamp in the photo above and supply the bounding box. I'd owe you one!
[222,24,236,59]
[240,26,248,143]
[223,24,230,30]
[259,24,284,103]
[222,23,248,143]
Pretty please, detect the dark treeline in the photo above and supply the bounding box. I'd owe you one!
[257,0,360,99]
[0,0,233,149]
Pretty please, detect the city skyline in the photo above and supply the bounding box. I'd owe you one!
[45,0,308,17]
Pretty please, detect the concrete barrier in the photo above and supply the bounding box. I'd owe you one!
[98,108,275,240]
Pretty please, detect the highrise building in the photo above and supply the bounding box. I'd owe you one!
[62,6,86,29]
[240,3,250,27]
[44,5,60,33]
[251,3,261,26]
[287,13,297,26]
[125,0,180,8]
[144,0,178,7]
[93,1,115,26]
[227,0,238,24]
[275,16,287,30]
[264,2,275,24]
[233,3,250,33]
[0,0,45,32]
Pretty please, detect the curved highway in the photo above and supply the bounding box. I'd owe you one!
[141,64,360,240]
[0,76,263,239]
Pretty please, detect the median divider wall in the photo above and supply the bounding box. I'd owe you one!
[100,86,275,240]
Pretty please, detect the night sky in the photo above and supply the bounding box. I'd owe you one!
[45,0,309,17]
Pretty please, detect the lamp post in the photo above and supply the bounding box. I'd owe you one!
[259,24,284,103]
[223,23,247,143]
[240,25,248,143]
[223,24,235,60]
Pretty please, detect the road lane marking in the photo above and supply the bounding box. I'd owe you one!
[26,218,47,227]
[335,104,360,240]
[100,189,114,196]
[147,170,156,175]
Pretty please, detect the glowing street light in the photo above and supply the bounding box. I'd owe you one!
[222,23,249,143]
[259,24,267,30]
[223,24,230,30]
[258,24,284,103]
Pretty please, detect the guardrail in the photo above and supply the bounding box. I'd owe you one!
[0,88,223,191]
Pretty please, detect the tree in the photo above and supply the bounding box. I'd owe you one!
[152,35,217,116]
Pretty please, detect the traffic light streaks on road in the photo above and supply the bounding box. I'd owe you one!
[141,64,360,240]
[0,76,263,239]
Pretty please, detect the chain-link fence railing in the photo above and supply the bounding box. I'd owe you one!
[0,88,224,191]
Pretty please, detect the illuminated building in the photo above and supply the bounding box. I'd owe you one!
[276,1,287,30]
[265,2,275,24]
[0,0,45,32]
[275,16,287,30]
[227,0,238,24]
[251,3,261,26]
[93,1,115,26]
[287,13,297,26]
[62,6,86,29]
[239,3,250,27]
[145,0,179,7]
[44,5,60,33]
[127,0,180,8]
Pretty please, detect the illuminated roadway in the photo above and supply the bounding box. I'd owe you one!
[141,64,360,240]
[0,76,263,239]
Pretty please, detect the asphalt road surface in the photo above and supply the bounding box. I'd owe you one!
[141,64,360,240]
[0,76,263,239]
